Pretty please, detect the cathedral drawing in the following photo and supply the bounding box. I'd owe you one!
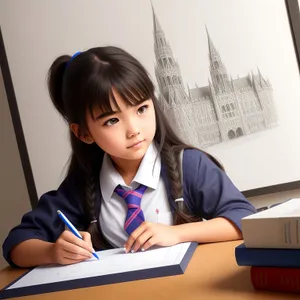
[151,5,278,149]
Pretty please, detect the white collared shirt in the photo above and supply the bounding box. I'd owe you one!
[99,143,173,247]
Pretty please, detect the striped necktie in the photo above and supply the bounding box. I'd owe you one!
[114,184,147,235]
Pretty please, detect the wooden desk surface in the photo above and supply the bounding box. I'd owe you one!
[0,240,299,300]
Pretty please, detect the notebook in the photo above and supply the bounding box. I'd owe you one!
[0,242,197,299]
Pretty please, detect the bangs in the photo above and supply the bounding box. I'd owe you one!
[85,62,154,120]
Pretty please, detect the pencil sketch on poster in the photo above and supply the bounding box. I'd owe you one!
[151,4,278,149]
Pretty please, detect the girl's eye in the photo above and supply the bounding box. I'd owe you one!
[138,105,148,115]
[104,118,119,126]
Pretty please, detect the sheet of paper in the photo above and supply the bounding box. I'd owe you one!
[7,242,191,289]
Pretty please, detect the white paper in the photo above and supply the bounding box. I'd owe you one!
[7,242,191,290]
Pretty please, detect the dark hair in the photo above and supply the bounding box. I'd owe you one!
[47,46,223,249]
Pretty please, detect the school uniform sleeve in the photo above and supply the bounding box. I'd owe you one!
[2,173,88,267]
[182,149,256,232]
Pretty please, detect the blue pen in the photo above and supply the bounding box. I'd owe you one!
[57,210,99,260]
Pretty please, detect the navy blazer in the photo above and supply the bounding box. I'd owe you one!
[2,149,256,266]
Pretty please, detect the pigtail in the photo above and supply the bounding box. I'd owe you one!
[84,169,111,250]
[161,144,201,225]
[47,55,71,121]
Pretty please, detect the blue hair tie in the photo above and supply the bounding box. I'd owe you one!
[66,51,81,68]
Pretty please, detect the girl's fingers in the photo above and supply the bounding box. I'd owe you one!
[125,223,148,253]
[61,256,87,265]
[62,248,91,261]
[80,231,93,247]
[140,237,157,251]
[61,231,94,253]
[132,230,152,253]
[59,239,93,259]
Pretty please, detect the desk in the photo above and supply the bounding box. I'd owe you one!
[0,240,298,300]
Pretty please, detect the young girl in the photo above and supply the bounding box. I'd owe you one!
[2,46,256,267]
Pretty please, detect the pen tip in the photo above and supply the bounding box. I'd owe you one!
[57,210,61,214]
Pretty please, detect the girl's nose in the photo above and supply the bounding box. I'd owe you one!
[126,120,140,138]
[127,129,140,138]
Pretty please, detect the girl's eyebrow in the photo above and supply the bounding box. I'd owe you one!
[95,110,119,120]
[95,99,150,120]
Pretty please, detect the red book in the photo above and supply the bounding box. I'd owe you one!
[251,266,300,293]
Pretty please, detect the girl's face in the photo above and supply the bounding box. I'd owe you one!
[86,89,156,164]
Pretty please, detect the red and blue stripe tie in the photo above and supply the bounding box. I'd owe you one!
[114,184,147,235]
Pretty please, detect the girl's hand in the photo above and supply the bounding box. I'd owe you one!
[124,222,181,253]
[52,230,94,265]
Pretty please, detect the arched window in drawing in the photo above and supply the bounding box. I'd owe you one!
[236,128,243,137]
[228,130,236,140]
[172,75,177,84]
[163,58,167,67]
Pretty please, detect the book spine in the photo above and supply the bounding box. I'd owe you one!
[251,267,300,293]
[235,246,300,268]
[242,217,300,248]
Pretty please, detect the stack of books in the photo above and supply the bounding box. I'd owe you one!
[235,198,300,294]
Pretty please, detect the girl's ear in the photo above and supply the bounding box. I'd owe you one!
[70,123,94,144]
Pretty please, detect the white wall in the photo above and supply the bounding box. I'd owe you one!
[0,68,32,269]
[0,0,299,199]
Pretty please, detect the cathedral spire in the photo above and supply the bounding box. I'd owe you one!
[151,2,163,34]
[152,3,189,105]
[257,67,270,88]
[206,25,220,63]
[206,26,232,94]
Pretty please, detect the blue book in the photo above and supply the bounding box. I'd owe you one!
[235,243,300,267]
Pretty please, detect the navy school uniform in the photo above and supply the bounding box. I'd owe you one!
[2,149,257,266]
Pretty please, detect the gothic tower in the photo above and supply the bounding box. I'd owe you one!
[152,4,189,106]
[206,27,246,141]
[252,68,277,128]
[206,26,232,94]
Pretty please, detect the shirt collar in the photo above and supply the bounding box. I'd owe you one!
[100,143,161,202]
